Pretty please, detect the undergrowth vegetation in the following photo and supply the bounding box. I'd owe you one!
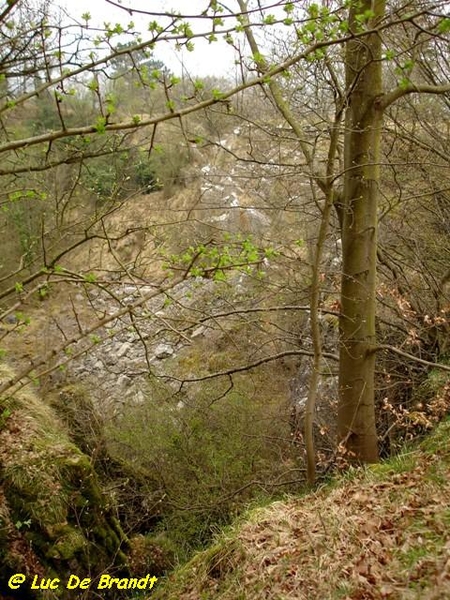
[105,369,299,562]
[152,417,450,600]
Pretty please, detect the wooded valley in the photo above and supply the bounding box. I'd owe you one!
[0,1,449,598]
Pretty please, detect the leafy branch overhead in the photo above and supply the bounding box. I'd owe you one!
[0,0,449,556]
[164,236,278,281]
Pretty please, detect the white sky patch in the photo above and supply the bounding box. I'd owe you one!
[60,0,242,77]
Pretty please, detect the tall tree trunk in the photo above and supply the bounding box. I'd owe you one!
[338,0,386,462]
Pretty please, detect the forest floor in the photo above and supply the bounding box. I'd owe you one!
[152,419,450,600]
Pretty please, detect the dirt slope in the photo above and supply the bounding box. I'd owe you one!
[152,419,450,600]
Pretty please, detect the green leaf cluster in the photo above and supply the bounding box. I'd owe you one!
[296,4,341,45]
[166,235,278,281]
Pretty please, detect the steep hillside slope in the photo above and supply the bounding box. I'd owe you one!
[153,419,450,600]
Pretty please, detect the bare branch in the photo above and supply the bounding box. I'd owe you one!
[168,349,339,385]
[379,82,450,111]
[377,344,450,372]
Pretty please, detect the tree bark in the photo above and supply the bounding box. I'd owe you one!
[338,0,386,462]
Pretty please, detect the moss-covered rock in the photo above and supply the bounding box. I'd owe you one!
[0,364,129,599]
[49,384,108,465]
[49,385,163,536]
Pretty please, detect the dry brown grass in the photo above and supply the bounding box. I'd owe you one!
[153,419,450,600]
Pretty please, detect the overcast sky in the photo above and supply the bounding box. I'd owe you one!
[60,0,241,77]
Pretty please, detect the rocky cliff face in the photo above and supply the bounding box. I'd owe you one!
[1,123,337,414]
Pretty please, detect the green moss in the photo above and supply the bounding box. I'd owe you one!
[46,526,87,560]
[49,385,107,462]
[0,364,129,594]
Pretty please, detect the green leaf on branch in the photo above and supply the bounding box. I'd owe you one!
[212,88,225,100]
[213,270,227,282]
[148,20,164,33]
[308,3,320,18]
[93,117,107,133]
[264,15,276,25]
[87,79,99,92]
[399,76,411,90]
[15,312,30,325]
[251,51,265,64]
[438,17,450,33]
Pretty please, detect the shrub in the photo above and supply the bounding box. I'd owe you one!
[105,374,296,561]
